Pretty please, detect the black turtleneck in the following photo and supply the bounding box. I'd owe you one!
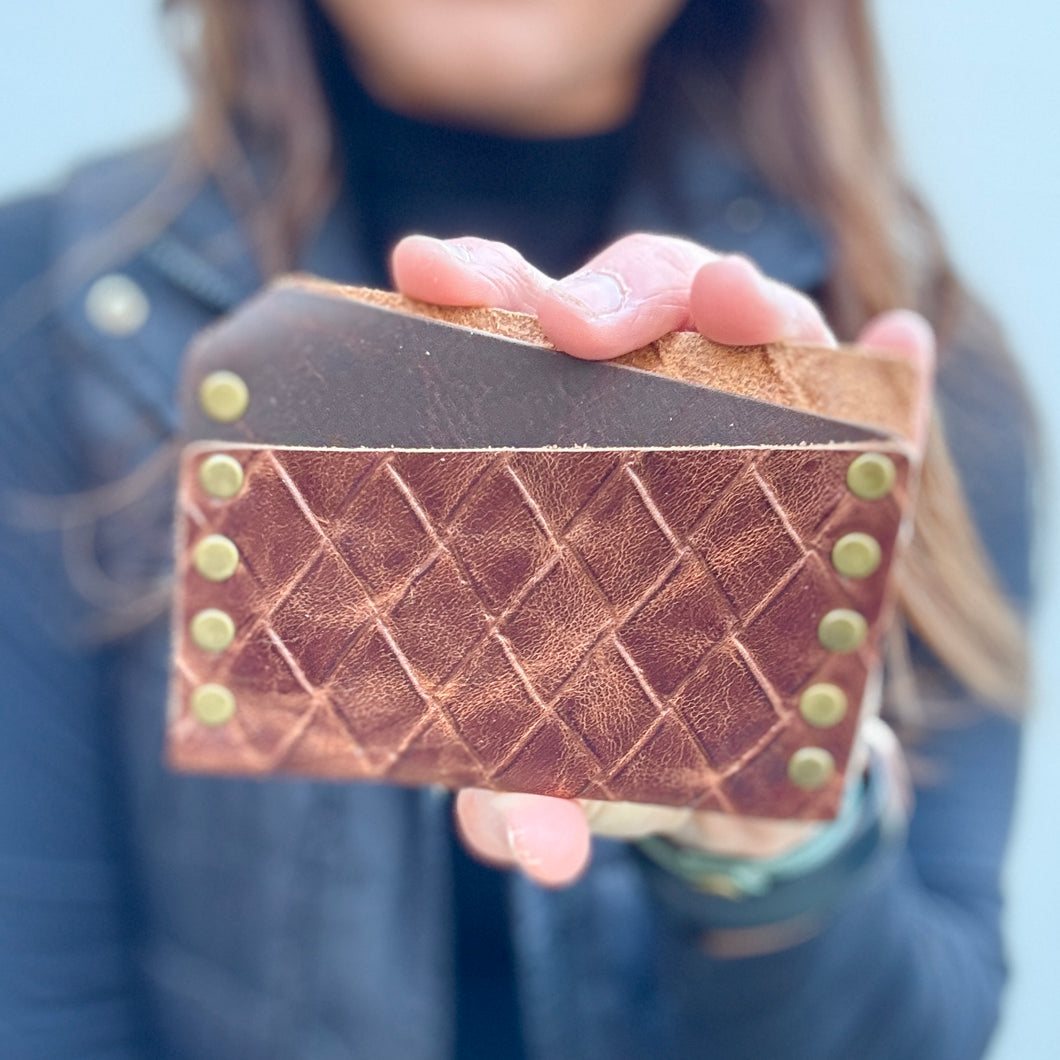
[307,0,639,286]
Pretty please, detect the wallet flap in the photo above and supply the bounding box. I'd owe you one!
[302,280,927,441]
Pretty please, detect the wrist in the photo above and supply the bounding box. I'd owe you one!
[639,772,867,899]
[636,744,908,927]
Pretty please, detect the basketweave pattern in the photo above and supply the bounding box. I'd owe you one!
[170,444,908,818]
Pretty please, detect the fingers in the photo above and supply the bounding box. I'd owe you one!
[856,308,935,368]
[393,232,838,361]
[580,798,694,839]
[454,789,592,888]
[664,808,820,859]
[580,798,819,859]
[537,234,834,358]
[454,784,818,886]
[535,233,711,359]
[689,255,836,348]
[391,234,551,313]
[856,309,936,448]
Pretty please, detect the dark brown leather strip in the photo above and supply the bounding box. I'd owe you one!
[181,283,890,449]
[297,280,927,443]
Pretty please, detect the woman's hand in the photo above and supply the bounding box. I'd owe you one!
[390,232,930,888]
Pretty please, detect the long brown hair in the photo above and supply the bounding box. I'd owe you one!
[164,0,1031,715]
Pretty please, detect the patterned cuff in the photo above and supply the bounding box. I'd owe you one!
[636,750,906,929]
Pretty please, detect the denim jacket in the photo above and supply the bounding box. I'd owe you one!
[0,122,1032,1058]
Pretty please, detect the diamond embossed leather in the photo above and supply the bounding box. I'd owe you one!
[168,278,931,819]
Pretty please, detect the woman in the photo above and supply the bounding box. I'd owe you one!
[0,0,1033,1056]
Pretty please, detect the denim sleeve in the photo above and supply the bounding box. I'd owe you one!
[640,309,1034,1059]
[642,709,1019,1060]
[0,195,145,1057]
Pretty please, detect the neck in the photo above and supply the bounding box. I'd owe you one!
[351,58,647,138]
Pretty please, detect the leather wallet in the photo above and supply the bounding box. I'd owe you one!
[167,277,930,819]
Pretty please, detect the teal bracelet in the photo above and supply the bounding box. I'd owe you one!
[637,772,867,900]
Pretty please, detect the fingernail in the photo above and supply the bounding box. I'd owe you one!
[412,235,474,263]
[729,255,797,312]
[769,286,810,335]
[889,309,936,352]
[758,270,833,344]
[505,821,542,869]
[737,257,795,315]
[553,271,626,317]
[439,239,473,263]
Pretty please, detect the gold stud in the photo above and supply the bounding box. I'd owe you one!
[831,532,882,579]
[846,453,896,501]
[190,683,236,726]
[199,370,249,423]
[189,608,237,652]
[198,453,245,499]
[192,534,240,582]
[798,683,848,728]
[817,609,868,653]
[788,747,836,790]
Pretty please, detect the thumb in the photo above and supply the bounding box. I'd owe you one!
[455,789,592,888]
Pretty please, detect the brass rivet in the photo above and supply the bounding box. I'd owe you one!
[198,453,245,499]
[84,273,150,336]
[192,534,240,582]
[788,747,836,790]
[831,532,882,579]
[199,370,249,423]
[189,608,236,652]
[799,683,848,728]
[818,608,868,653]
[190,683,236,726]
[846,453,896,501]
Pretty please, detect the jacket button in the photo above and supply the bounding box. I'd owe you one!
[84,273,150,336]
[725,196,765,233]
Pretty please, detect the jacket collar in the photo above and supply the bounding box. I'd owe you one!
[607,112,831,290]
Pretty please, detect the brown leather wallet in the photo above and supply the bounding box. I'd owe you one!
[167,277,930,819]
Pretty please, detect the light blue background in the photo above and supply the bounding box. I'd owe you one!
[2,3,1057,1056]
